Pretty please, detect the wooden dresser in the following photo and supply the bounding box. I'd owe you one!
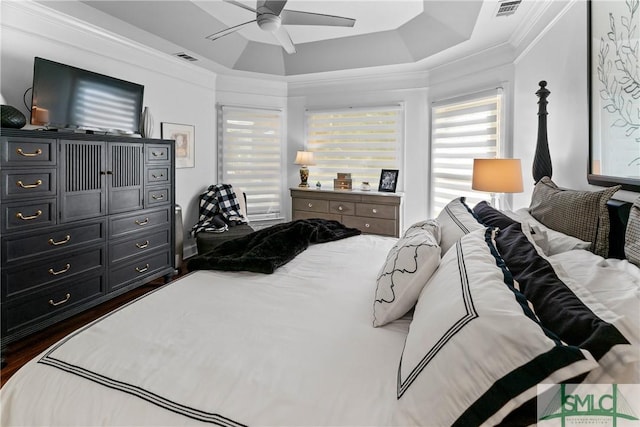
[290,188,402,237]
[1,128,175,347]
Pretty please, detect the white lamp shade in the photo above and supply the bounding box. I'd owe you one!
[294,151,315,166]
[472,158,524,193]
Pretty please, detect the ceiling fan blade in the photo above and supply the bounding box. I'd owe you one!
[280,9,355,27]
[223,0,257,13]
[258,0,287,16]
[205,20,256,41]
[273,26,296,54]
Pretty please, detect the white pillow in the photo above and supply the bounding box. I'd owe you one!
[393,227,597,426]
[436,197,483,256]
[510,208,591,255]
[373,220,441,327]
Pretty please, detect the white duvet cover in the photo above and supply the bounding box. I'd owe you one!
[1,235,410,427]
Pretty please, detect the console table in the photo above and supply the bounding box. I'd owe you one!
[290,188,402,237]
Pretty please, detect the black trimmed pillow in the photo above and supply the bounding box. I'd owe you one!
[373,220,440,327]
[436,197,483,256]
[494,222,637,382]
[394,227,596,426]
[529,176,620,257]
[625,197,640,267]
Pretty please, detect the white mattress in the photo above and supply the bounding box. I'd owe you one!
[1,235,411,427]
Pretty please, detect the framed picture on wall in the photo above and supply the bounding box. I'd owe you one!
[378,169,399,192]
[161,122,195,168]
[588,0,640,191]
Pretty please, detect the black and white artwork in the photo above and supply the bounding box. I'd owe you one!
[378,169,399,192]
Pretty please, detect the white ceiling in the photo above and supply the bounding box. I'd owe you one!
[42,0,561,78]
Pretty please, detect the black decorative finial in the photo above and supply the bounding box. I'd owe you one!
[533,81,552,183]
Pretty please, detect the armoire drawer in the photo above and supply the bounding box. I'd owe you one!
[110,227,170,264]
[146,144,171,163]
[341,216,396,237]
[2,198,57,233]
[145,186,170,207]
[293,198,329,213]
[146,167,170,184]
[2,246,105,299]
[109,250,171,291]
[1,137,56,166]
[355,203,397,219]
[1,168,56,200]
[2,219,106,264]
[109,208,171,238]
[3,273,104,336]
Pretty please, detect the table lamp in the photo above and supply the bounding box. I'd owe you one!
[472,158,523,210]
[294,151,315,188]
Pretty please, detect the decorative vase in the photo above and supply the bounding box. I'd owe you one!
[1,105,27,129]
[141,106,154,138]
[361,181,371,191]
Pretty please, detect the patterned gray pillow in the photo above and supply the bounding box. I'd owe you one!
[529,177,620,258]
[624,197,640,267]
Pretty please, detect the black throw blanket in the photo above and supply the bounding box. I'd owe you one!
[187,218,361,274]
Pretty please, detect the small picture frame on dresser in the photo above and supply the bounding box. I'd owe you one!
[378,169,398,192]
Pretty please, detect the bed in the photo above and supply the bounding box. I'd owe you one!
[2,84,640,426]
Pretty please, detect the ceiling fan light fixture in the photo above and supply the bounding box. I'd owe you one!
[257,14,281,32]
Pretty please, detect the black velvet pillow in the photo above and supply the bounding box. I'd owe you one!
[494,222,629,361]
[473,201,518,230]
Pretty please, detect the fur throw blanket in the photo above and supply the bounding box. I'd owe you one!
[187,218,361,274]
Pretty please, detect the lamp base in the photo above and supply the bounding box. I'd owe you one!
[489,193,511,212]
[299,166,309,188]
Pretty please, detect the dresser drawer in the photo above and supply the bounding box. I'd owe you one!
[109,208,171,238]
[293,198,329,213]
[293,210,341,222]
[1,168,56,200]
[146,167,170,184]
[2,246,105,299]
[110,227,170,264]
[341,216,396,237]
[2,219,106,264]
[355,203,397,220]
[146,186,170,207]
[109,250,171,291]
[329,201,355,216]
[1,137,56,166]
[3,273,104,336]
[2,198,56,233]
[146,144,171,163]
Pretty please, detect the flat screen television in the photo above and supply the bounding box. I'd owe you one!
[30,57,144,135]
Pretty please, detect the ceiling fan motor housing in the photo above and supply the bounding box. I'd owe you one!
[257,13,281,32]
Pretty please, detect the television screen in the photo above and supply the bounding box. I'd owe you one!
[30,57,144,135]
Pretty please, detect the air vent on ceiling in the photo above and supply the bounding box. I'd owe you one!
[496,0,521,17]
[174,52,198,62]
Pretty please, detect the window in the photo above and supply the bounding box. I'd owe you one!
[305,105,403,188]
[430,90,503,217]
[219,105,284,221]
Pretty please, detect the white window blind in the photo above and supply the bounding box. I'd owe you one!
[219,105,284,221]
[430,90,502,217]
[305,106,402,188]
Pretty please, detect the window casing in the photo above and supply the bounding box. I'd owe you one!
[305,105,403,189]
[430,90,503,217]
[218,105,284,221]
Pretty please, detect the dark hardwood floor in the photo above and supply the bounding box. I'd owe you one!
[0,266,188,388]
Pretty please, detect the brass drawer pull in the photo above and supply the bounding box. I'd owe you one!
[136,240,150,249]
[17,179,43,189]
[16,148,43,157]
[16,210,43,221]
[48,235,71,246]
[151,194,165,200]
[135,218,149,226]
[152,151,165,157]
[372,208,378,214]
[308,203,313,208]
[49,293,71,307]
[152,173,165,179]
[136,263,150,273]
[48,263,71,276]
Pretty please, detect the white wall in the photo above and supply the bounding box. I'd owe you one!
[1,1,218,257]
[513,0,638,207]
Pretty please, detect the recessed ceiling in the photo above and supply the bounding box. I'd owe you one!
[43,0,550,78]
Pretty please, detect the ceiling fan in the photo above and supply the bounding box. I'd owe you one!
[205,0,356,54]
